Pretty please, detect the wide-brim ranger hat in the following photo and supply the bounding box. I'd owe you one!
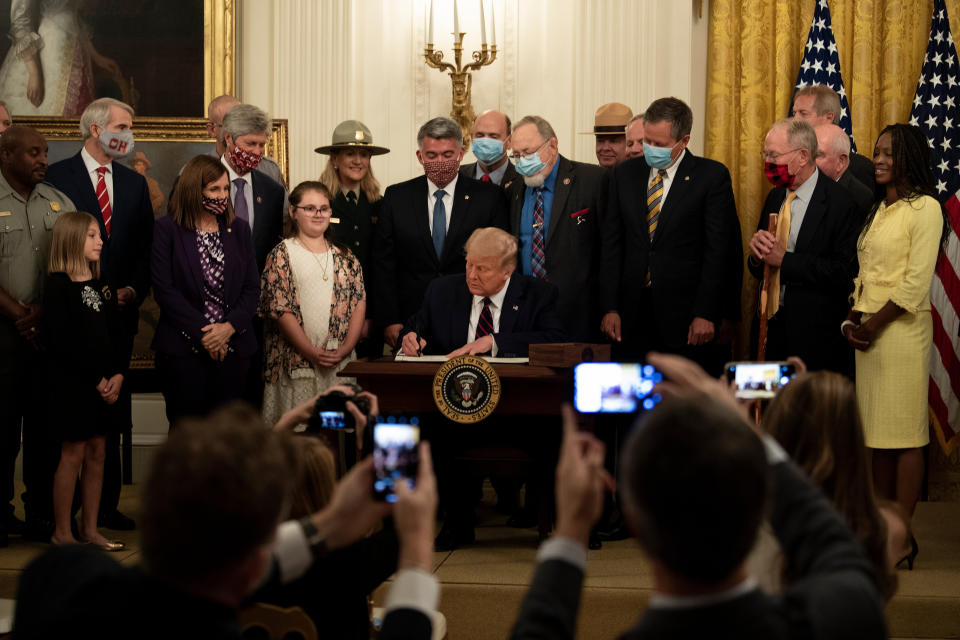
[579,102,633,135]
[315,120,390,155]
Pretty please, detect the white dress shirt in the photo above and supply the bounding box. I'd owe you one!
[81,146,113,208]
[467,276,510,355]
[647,148,687,205]
[780,169,819,305]
[222,155,256,231]
[427,174,458,235]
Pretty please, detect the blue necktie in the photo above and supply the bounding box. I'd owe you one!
[432,189,447,258]
[233,178,249,225]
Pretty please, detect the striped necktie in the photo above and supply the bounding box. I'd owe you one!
[96,166,112,236]
[646,169,668,241]
[531,187,547,279]
[476,297,494,338]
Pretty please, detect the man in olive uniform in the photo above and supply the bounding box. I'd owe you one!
[0,126,74,545]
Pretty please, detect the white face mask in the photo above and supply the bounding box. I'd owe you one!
[98,129,135,158]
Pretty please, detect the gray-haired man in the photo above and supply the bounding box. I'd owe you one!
[372,116,508,349]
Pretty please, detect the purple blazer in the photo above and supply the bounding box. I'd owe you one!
[151,215,260,358]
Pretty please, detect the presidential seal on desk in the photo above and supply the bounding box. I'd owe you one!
[433,355,502,423]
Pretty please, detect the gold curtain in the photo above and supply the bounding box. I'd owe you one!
[705,0,958,351]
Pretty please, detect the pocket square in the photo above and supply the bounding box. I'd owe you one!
[570,208,589,218]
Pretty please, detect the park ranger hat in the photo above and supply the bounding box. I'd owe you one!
[579,102,634,135]
[315,120,390,155]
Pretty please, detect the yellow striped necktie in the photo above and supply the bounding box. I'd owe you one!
[646,169,667,240]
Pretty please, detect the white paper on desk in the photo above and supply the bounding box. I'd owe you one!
[393,353,529,364]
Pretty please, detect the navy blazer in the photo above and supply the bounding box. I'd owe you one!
[45,152,154,333]
[399,273,566,357]
[151,216,260,358]
[247,170,286,274]
[600,152,741,347]
[372,174,509,327]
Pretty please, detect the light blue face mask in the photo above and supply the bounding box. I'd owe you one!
[643,141,678,169]
[471,137,505,165]
[515,150,546,177]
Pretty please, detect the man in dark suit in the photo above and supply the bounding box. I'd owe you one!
[600,97,740,374]
[509,354,887,640]
[14,400,440,640]
[749,118,861,375]
[460,109,520,189]
[815,123,874,216]
[399,228,565,550]
[506,116,606,342]
[792,84,875,191]
[46,97,154,532]
[373,116,508,351]
[220,103,286,273]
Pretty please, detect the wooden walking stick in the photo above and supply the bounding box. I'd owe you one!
[755,212,779,423]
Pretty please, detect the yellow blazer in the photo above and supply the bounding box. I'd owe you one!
[852,195,942,314]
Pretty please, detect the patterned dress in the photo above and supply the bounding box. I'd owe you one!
[259,238,365,425]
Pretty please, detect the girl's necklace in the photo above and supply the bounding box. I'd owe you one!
[297,237,330,281]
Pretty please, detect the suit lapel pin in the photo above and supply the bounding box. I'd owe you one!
[256,196,262,203]
[563,178,571,185]
[504,181,512,189]
[683,176,690,181]
[512,305,518,311]
[464,194,470,199]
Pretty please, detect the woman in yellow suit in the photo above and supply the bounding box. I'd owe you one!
[843,124,948,568]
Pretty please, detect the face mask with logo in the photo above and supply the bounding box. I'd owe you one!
[228,145,263,175]
[642,141,678,169]
[202,195,228,215]
[471,137,505,165]
[99,129,134,158]
[764,161,794,188]
[422,157,460,188]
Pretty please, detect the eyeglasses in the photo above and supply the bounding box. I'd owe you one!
[293,205,332,215]
[761,148,802,162]
[509,139,550,159]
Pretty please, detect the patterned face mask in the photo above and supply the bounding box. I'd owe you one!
[764,161,794,188]
[422,158,460,188]
[202,195,228,215]
[228,145,263,175]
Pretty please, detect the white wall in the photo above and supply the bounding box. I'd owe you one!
[238,0,710,188]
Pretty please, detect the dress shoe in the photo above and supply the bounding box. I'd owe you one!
[434,523,476,552]
[588,530,602,550]
[896,535,919,570]
[98,510,136,531]
[597,520,631,542]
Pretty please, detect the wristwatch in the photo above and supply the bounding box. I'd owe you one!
[299,516,329,561]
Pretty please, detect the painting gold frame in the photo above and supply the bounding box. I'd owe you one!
[205,0,237,107]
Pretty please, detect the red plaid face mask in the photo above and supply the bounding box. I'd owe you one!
[228,145,263,175]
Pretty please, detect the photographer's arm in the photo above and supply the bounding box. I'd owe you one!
[272,384,360,432]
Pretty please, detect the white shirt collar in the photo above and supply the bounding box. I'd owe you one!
[648,577,758,610]
[427,173,459,197]
[473,275,511,309]
[650,148,686,181]
[790,167,819,203]
[80,146,110,174]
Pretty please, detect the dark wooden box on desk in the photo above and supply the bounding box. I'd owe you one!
[528,342,611,368]
[340,358,572,415]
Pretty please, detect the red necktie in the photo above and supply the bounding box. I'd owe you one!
[481,174,491,183]
[96,166,112,236]
[476,297,494,338]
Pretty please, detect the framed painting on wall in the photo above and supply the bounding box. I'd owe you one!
[17,116,290,374]
[0,0,234,117]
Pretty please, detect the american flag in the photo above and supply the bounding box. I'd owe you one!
[792,0,857,152]
[911,0,960,456]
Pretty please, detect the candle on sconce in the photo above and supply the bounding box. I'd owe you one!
[480,0,487,45]
[428,0,434,45]
[491,2,496,46]
[453,0,460,35]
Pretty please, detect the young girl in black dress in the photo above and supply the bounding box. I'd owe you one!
[46,211,125,551]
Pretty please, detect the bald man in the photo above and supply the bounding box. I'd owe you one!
[460,110,520,189]
[814,124,873,216]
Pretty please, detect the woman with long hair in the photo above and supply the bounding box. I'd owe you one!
[842,123,948,567]
[761,372,898,597]
[151,154,260,424]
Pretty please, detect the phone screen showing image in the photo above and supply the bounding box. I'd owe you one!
[725,362,797,399]
[318,411,346,429]
[372,420,420,503]
[573,363,663,414]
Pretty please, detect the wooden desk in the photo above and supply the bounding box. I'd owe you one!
[340,358,572,417]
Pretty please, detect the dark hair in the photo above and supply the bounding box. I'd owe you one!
[169,155,235,230]
[642,97,693,141]
[286,180,336,243]
[864,123,949,249]
[141,403,296,585]
[763,373,897,599]
[620,396,767,583]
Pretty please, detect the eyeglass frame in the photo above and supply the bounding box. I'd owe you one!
[761,148,803,163]
[292,204,333,215]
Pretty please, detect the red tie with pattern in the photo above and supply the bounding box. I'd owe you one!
[475,297,494,355]
[96,166,112,236]
[531,187,547,279]
[481,174,491,183]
